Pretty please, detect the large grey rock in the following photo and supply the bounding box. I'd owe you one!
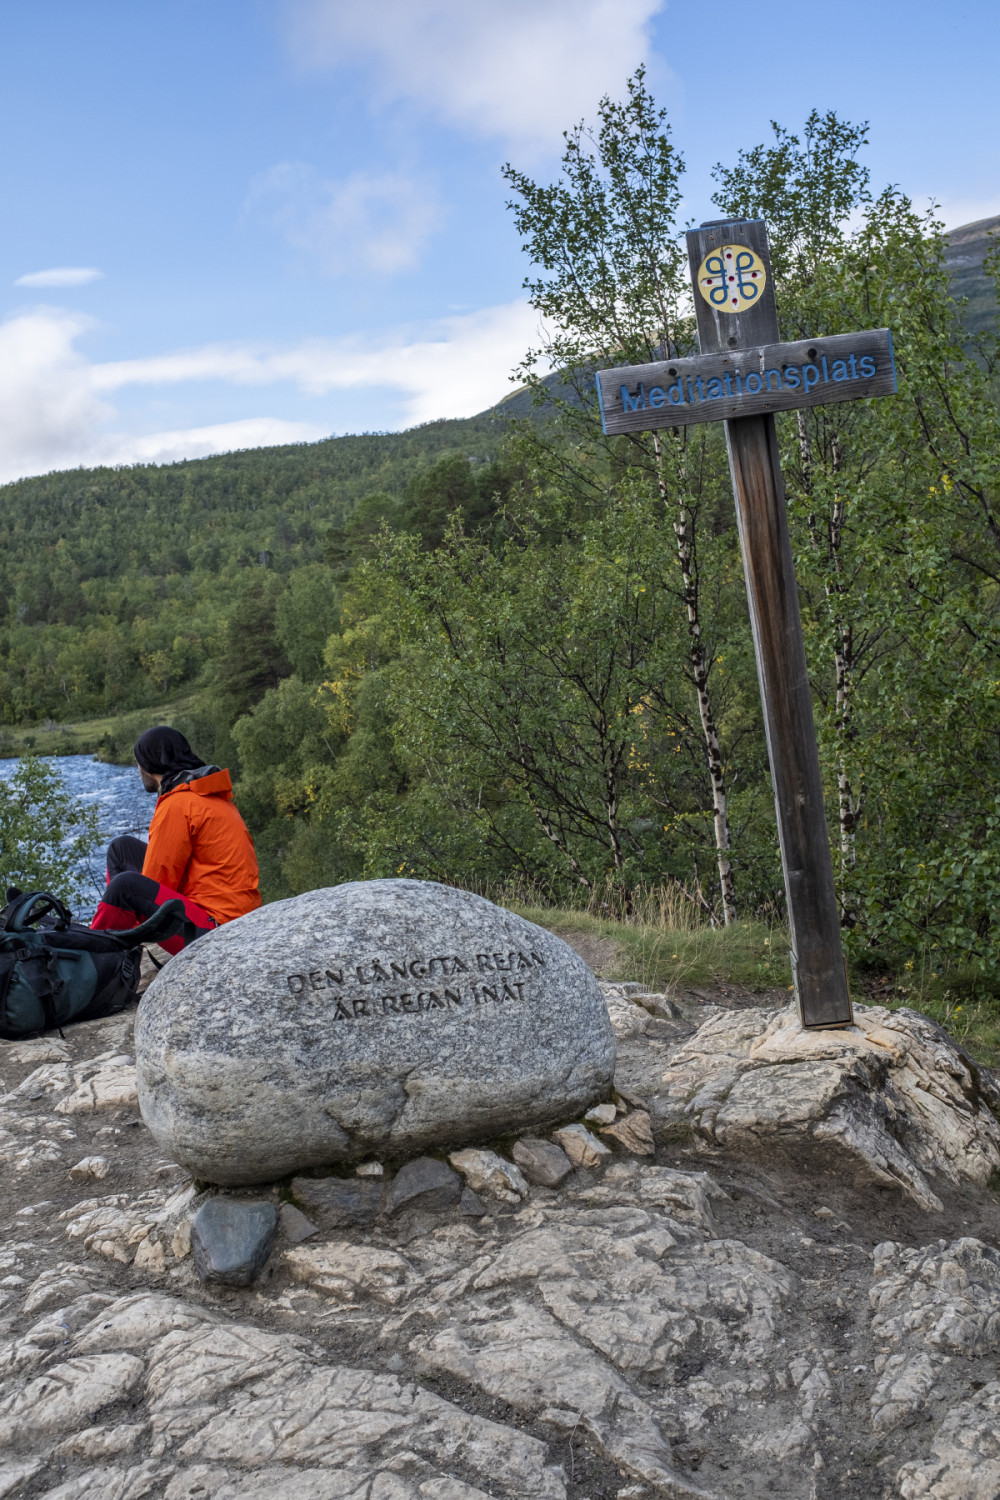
[136,879,614,1186]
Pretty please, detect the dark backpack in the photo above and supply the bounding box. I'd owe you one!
[0,890,185,1041]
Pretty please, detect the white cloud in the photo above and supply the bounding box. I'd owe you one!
[247,162,442,275]
[927,194,1000,231]
[0,308,114,480]
[86,418,327,470]
[0,300,542,482]
[15,267,104,288]
[92,300,542,423]
[285,0,665,150]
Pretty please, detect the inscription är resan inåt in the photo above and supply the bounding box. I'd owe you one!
[283,946,547,1022]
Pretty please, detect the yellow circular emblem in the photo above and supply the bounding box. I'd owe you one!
[697,244,767,313]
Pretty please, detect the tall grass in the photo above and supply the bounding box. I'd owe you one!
[862,945,1000,1068]
[474,876,794,995]
[477,875,712,931]
[483,876,1000,1067]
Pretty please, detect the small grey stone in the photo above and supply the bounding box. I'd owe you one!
[279,1203,318,1244]
[460,1187,487,1217]
[512,1137,573,1188]
[584,1103,617,1126]
[290,1176,383,1226]
[645,1018,681,1040]
[135,878,615,1185]
[552,1123,612,1168]
[191,1199,277,1287]
[387,1156,462,1215]
[634,992,682,1019]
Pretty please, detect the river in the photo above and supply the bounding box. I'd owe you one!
[0,754,153,921]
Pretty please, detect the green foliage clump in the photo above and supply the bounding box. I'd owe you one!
[0,757,101,907]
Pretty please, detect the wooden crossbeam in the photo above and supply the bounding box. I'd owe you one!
[596,328,895,434]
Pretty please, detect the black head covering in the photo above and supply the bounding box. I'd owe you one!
[134,727,206,776]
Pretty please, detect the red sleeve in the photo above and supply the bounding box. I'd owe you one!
[142,796,193,893]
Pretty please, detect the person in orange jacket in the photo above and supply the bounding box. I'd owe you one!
[90,726,261,954]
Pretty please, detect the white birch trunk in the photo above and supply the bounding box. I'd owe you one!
[653,433,737,925]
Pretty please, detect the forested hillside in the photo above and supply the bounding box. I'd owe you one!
[0,414,512,724]
[4,83,1000,988]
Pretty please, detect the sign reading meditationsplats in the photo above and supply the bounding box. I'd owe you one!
[596,329,896,435]
[593,216,901,1034]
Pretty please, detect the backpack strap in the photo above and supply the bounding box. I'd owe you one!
[1,892,72,933]
[98,899,189,950]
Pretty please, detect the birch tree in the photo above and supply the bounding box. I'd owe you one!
[502,68,741,921]
[714,112,1000,969]
[356,489,746,902]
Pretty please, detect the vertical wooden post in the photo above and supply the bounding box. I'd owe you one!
[686,219,852,1028]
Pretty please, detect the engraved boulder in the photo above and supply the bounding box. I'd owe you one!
[134,878,616,1186]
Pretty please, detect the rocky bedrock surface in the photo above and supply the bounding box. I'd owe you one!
[0,978,999,1497]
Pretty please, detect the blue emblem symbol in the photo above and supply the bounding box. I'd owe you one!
[698,245,766,312]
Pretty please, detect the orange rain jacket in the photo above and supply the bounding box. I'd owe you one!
[142,768,262,925]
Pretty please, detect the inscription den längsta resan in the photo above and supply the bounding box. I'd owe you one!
[284,948,548,1022]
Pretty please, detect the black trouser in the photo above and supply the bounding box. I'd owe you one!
[91,836,216,954]
[107,835,147,879]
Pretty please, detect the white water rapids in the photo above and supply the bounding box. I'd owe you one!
[0,754,153,921]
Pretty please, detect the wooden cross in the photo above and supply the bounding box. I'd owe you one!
[595,218,897,1029]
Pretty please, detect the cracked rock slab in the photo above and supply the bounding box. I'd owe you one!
[897,1381,1000,1497]
[870,1237,1000,1355]
[865,1235,1000,1440]
[0,1352,145,1442]
[413,1297,708,1496]
[60,1186,196,1268]
[656,1003,1000,1208]
[400,1175,799,1493]
[0,1290,566,1498]
[135,879,615,1185]
[54,1061,138,1115]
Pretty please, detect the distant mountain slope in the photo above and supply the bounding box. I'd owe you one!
[945,215,1000,336]
[487,370,588,420]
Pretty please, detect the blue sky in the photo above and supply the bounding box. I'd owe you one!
[1,0,997,482]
